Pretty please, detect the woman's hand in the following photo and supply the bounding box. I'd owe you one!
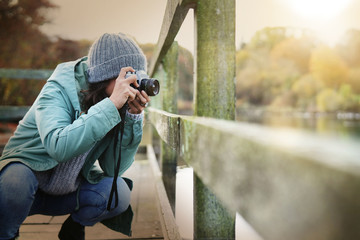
[128,90,151,114]
[109,67,139,109]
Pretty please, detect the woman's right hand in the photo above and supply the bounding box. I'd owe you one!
[109,67,140,109]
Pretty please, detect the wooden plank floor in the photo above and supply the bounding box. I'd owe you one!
[18,152,164,240]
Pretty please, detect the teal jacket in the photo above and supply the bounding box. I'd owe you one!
[0,57,142,235]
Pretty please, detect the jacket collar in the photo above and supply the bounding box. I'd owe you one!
[47,57,88,119]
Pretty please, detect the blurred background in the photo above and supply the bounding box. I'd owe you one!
[1,0,360,140]
[1,1,360,239]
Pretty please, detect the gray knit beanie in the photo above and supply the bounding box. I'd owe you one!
[87,32,147,83]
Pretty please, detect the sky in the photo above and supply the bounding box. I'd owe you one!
[39,0,360,54]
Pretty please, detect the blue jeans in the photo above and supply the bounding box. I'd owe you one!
[0,163,131,239]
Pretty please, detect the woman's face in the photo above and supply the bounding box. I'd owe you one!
[105,79,116,96]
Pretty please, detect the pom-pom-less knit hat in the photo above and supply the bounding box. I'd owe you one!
[87,32,147,83]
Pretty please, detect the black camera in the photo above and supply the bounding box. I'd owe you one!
[125,70,160,96]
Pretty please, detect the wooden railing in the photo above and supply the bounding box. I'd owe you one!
[0,69,52,121]
[147,0,360,240]
[1,1,360,239]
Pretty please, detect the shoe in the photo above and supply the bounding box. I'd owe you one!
[58,215,85,240]
[9,230,19,240]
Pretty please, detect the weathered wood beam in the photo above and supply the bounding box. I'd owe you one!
[148,0,195,77]
[0,106,30,122]
[148,108,179,149]
[160,42,179,214]
[147,107,360,240]
[0,69,52,80]
[147,144,182,240]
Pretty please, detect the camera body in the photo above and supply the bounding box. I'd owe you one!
[125,70,160,96]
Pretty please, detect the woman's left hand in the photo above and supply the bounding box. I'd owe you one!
[128,90,151,114]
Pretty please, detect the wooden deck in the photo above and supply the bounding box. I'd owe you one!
[18,152,164,240]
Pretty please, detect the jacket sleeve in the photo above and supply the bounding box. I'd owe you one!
[35,82,121,163]
[98,114,143,177]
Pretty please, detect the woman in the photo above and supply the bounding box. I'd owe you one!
[0,33,150,240]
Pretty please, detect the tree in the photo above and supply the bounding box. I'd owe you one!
[336,29,360,68]
[270,36,315,73]
[338,84,360,112]
[236,28,305,107]
[291,74,322,110]
[316,88,341,112]
[247,27,291,51]
[310,46,349,89]
[0,0,57,68]
[236,26,359,113]
[236,49,272,105]
[348,68,360,94]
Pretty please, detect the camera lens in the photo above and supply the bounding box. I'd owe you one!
[140,78,160,96]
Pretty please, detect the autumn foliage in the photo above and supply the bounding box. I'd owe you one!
[236,27,360,112]
[0,0,92,105]
[1,1,359,113]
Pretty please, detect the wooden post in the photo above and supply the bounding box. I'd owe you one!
[150,67,163,162]
[193,0,236,239]
[161,42,179,214]
[194,0,236,120]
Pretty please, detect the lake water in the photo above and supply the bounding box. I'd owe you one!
[236,109,360,140]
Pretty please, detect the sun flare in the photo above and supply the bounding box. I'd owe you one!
[286,0,352,20]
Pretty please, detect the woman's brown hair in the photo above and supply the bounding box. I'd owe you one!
[81,80,110,113]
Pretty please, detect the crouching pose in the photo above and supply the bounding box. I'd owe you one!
[0,32,150,240]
